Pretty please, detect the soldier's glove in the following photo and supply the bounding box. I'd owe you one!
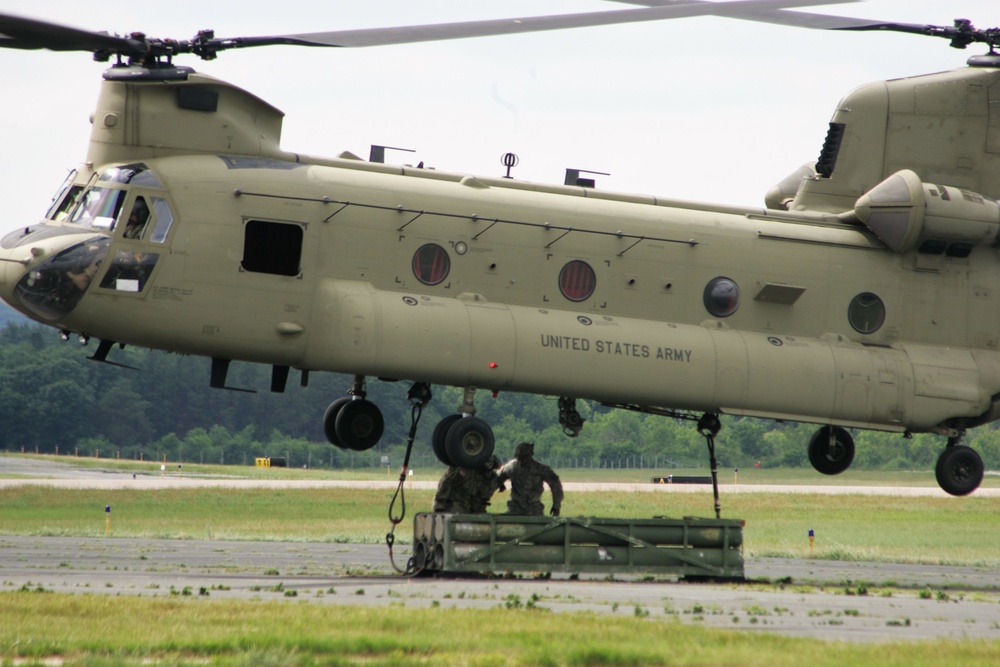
[550,507,560,517]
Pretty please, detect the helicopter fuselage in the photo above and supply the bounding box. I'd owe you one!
[3,64,1000,494]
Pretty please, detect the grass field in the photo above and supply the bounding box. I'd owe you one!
[1,484,998,566]
[3,454,1000,665]
[3,593,1000,667]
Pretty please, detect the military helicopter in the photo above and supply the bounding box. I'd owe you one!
[1,1,998,496]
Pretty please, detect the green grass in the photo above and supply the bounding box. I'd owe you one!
[2,592,999,666]
[1,486,998,566]
[4,456,1000,665]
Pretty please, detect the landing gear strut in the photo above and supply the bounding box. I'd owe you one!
[323,375,385,451]
[808,425,855,476]
[430,387,495,468]
[935,432,984,497]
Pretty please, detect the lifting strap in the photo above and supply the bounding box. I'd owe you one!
[386,383,431,575]
[698,412,723,520]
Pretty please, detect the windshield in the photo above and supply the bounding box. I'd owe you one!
[68,186,125,231]
[45,169,84,221]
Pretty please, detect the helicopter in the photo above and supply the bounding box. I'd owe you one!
[1,1,999,496]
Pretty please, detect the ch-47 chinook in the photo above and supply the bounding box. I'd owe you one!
[1,1,1000,496]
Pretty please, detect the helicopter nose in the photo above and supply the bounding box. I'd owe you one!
[0,246,29,308]
[0,229,112,322]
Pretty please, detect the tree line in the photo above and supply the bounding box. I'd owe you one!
[2,319,999,472]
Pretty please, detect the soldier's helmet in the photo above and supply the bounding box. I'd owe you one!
[514,442,534,459]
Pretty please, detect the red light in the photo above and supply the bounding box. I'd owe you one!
[489,362,498,369]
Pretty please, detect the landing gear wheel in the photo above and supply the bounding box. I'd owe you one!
[431,414,462,466]
[808,426,855,475]
[444,416,494,468]
[322,397,352,447]
[935,445,983,496]
[334,398,384,451]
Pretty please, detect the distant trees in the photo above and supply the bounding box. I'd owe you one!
[1,320,998,471]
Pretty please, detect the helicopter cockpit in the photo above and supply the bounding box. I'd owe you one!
[2,163,176,322]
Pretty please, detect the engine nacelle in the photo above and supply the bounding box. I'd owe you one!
[854,169,1000,254]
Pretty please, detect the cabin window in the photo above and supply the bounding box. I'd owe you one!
[848,292,885,334]
[704,277,740,317]
[412,243,450,285]
[241,220,303,277]
[558,260,597,302]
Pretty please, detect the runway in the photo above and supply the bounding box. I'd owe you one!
[3,453,997,496]
[3,456,1000,643]
[2,535,999,643]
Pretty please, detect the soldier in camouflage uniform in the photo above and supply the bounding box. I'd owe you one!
[433,455,505,513]
[497,442,564,516]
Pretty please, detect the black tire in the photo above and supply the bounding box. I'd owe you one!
[431,414,462,466]
[444,416,495,468]
[322,397,351,447]
[334,398,384,451]
[935,445,983,497]
[807,426,855,476]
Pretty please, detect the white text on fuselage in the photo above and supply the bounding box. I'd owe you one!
[539,335,692,362]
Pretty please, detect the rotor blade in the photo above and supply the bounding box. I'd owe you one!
[264,0,865,49]
[0,13,134,53]
[0,1,984,62]
[601,0,923,31]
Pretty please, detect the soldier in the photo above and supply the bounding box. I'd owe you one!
[467,455,505,513]
[497,442,563,516]
[433,455,504,513]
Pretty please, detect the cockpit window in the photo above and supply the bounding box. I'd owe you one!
[13,237,112,321]
[65,165,171,238]
[149,197,174,243]
[98,163,162,188]
[99,250,160,293]
[123,197,151,240]
[68,186,125,231]
[48,185,85,222]
[45,170,85,221]
[119,196,175,244]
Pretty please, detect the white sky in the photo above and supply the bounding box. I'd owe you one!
[0,1,994,234]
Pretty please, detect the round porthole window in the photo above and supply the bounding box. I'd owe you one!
[412,243,450,285]
[558,260,596,302]
[703,277,740,317]
[848,292,885,334]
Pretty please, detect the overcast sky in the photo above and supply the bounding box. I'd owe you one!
[0,1,994,234]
